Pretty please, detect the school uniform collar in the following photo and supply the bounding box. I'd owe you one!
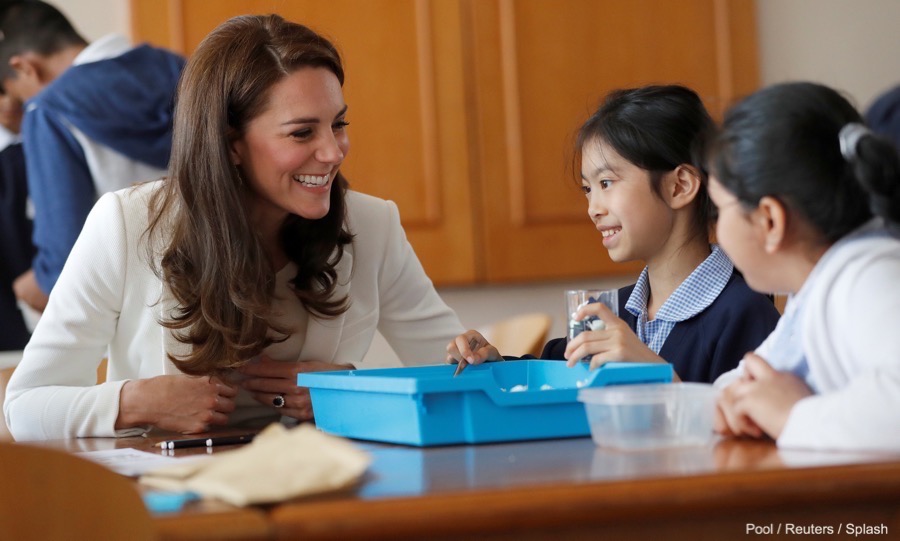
[625,244,733,323]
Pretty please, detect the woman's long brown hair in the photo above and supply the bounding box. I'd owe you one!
[146,15,353,376]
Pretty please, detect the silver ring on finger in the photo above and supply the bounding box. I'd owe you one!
[272,394,286,408]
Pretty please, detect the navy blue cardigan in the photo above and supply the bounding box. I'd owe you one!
[534,271,781,383]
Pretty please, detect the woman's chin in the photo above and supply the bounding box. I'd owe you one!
[294,205,331,220]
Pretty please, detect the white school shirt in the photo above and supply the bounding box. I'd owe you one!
[716,220,900,451]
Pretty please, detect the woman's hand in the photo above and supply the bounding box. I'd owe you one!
[237,355,353,422]
[563,303,667,371]
[445,330,501,365]
[117,375,238,434]
[715,353,812,440]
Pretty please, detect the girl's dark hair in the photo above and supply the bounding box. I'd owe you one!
[146,14,353,376]
[576,84,716,238]
[710,81,900,243]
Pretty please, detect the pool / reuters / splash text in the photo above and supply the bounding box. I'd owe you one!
[746,523,888,536]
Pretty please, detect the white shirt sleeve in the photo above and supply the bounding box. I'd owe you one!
[778,244,900,451]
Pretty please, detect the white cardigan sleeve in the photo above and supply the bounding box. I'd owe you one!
[4,191,141,440]
[778,244,900,451]
[356,196,463,365]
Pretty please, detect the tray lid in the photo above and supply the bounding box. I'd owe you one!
[297,360,673,407]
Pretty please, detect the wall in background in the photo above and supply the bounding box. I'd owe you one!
[52,0,129,43]
[756,0,900,110]
[53,0,900,111]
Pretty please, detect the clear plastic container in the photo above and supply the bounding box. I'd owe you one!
[577,383,717,450]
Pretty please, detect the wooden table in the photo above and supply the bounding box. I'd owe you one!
[31,432,273,541]
[29,434,900,540]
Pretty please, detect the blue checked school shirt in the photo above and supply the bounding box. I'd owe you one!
[533,244,781,383]
[625,244,733,354]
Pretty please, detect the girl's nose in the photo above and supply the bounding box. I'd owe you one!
[587,192,607,219]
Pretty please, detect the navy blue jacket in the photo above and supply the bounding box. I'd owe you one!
[867,85,900,149]
[0,143,33,349]
[23,44,185,293]
[535,271,781,383]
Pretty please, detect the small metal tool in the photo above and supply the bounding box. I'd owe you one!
[453,358,468,377]
[453,337,479,377]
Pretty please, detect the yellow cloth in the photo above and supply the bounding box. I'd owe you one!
[139,423,370,506]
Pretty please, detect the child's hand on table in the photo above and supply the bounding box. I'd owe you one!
[715,353,813,440]
[446,330,501,366]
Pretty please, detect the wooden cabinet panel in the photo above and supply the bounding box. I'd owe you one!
[131,0,758,285]
[463,0,758,282]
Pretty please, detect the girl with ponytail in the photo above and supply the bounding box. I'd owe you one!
[710,82,900,451]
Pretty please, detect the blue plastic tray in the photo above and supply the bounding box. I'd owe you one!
[297,360,673,446]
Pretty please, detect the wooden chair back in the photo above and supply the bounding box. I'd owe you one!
[483,312,553,357]
[0,443,157,540]
[773,294,788,314]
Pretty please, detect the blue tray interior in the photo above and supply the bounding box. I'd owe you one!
[298,360,672,446]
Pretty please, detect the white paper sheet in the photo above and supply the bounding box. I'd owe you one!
[78,448,211,477]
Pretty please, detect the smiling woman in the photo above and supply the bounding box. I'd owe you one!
[232,69,349,229]
[3,14,464,441]
[230,68,350,274]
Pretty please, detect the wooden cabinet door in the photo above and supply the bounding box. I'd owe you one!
[462,0,759,282]
[131,0,758,285]
[130,0,478,285]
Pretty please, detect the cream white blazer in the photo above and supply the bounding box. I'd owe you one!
[5,181,463,440]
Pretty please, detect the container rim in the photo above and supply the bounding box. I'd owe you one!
[577,382,717,405]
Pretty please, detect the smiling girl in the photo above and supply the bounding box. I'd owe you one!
[4,15,464,440]
[447,85,780,383]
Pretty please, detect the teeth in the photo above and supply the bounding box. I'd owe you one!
[601,228,620,238]
[293,174,329,186]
